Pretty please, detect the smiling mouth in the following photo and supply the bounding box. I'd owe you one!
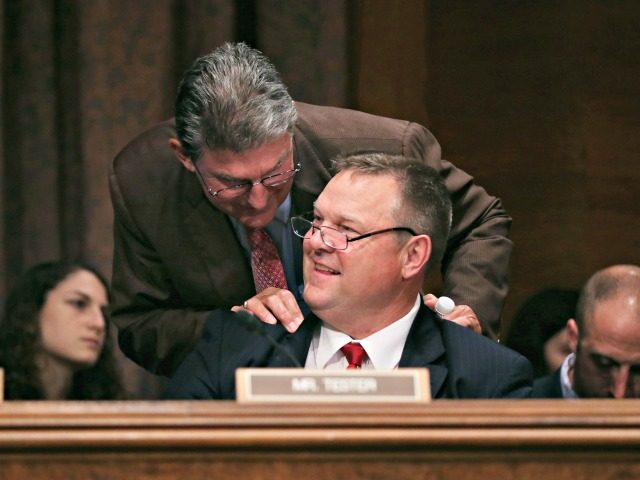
[315,264,339,275]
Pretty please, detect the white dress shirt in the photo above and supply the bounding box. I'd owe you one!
[304,295,421,369]
[559,352,579,399]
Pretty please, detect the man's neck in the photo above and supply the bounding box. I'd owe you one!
[321,294,420,340]
[306,295,421,370]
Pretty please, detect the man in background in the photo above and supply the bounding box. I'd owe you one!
[533,265,640,398]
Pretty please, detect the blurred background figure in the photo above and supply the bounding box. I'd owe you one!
[533,265,640,399]
[505,288,579,378]
[0,261,125,400]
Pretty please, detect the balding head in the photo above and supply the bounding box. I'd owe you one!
[575,264,640,336]
[569,264,640,398]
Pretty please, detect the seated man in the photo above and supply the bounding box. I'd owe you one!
[533,265,640,398]
[165,153,532,399]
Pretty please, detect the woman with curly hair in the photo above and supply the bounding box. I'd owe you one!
[0,261,125,399]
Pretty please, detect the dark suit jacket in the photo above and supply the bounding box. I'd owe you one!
[110,102,513,375]
[532,369,564,398]
[164,304,533,399]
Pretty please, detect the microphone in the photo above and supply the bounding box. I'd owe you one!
[235,309,303,367]
[435,296,455,318]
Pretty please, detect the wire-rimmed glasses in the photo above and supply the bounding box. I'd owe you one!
[194,162,301,200]
[291,216,417,251]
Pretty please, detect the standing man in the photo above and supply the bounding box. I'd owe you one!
[533,265,640,398]
[110,43,512,375]
[164,153,532,399]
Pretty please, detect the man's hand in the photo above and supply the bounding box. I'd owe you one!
[423,293,482,334]
[231,287,304,333]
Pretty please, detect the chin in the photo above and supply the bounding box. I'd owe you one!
[71,356,99,370]
[241,211,276,229]
[303,291,335,316]
[303,293,321,312]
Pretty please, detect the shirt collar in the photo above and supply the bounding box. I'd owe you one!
[228,194,291,249]
[560,352,579,399]
[273,193,291,225]
[312,295,421,369]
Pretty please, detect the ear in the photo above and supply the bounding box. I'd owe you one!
[566,318,579,353]
[400,234,431,280]
[169,138,196,172]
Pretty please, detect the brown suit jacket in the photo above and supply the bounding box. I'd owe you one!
[109,102,512,375]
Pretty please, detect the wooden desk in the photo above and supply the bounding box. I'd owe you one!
[1,400,639,479]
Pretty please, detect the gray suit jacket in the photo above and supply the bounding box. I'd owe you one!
[110,102,513,375]
[164,304,533,400]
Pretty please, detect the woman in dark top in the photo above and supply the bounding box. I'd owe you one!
[0,261,124,400]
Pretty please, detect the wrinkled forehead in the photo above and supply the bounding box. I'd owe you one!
[315,171,401,224]
[582,296,640,359]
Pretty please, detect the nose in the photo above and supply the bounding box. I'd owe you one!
[611,366,631,398]
[88,307,106,335]
[246,183,270,210]
[307,226,333,252]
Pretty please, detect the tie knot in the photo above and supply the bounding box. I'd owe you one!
[340,342,367,369]
[247,228,269,249]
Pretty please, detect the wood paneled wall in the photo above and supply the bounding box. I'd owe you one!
[351,1,640,334]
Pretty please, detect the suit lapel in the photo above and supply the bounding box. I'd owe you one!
[399,304,449,398]
[252,306,449,397]
[181,172,255,305]
[266,314,319,368]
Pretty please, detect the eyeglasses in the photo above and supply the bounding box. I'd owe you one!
[194,162,301,200]
[291,216,417,251]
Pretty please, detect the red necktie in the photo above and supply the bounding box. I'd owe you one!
[247,228,288,293]
[341,343,367,369]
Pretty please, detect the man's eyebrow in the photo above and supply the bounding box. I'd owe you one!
[211,171,241,183]
[209,146,291,184]
[589,351,621,366]
[310,205,365,230]
[266,147,291,173]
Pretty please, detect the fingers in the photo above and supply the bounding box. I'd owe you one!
[237,287,304,333]
[422,293,438,309]
[423,293,482,335]
[444,304,482,334]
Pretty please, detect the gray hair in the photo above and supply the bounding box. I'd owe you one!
[575,264,640,335]
[332,153,452,269]
[175,42,298,161]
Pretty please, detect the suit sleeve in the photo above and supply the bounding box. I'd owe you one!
[403,122,513,337]
[162,314,223,399]
[492,353,534,398]
[109,161,209,376]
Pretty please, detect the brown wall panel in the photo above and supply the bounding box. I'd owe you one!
[257,0,349,106]
[353,1,640,336]
[352,0,430,125]
[424,1,640,334]
[3,1,61,279]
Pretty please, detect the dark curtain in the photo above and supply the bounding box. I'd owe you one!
[0,0,350,397]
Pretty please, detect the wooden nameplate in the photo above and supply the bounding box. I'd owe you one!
[236,368,430,403]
